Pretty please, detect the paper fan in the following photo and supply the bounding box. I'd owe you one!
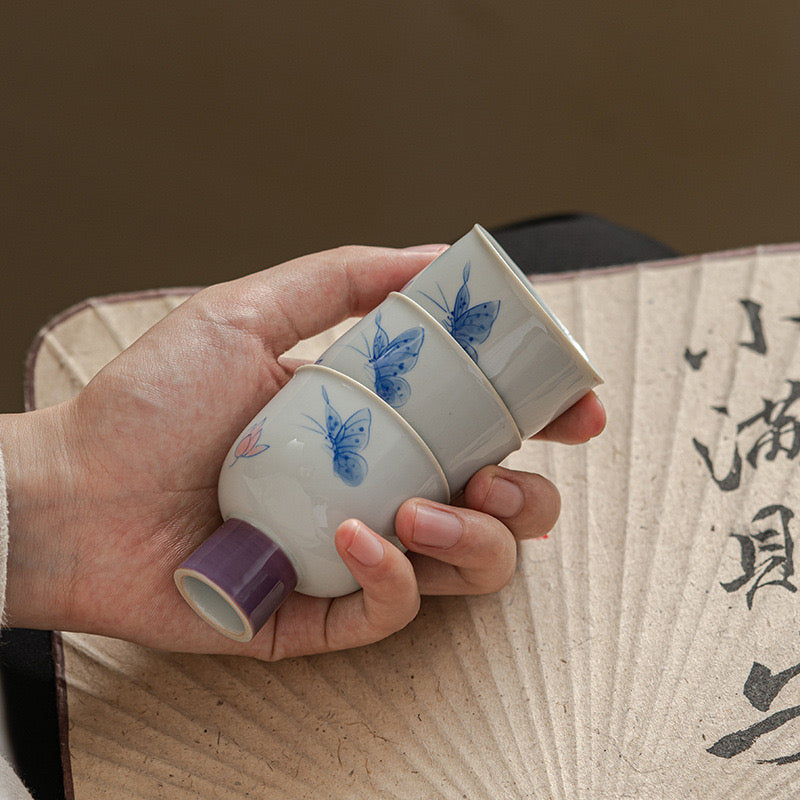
[27,248,800,799]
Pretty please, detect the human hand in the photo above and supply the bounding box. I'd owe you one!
[0,244,605,659]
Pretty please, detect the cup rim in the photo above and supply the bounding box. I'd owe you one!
[469,224,604,386]
[381,291,523,445]
[174,568,253,642]
[294,363,451,503]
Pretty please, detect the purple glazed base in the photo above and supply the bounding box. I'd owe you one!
[174,518,298,641]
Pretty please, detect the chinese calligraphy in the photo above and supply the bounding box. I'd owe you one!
[708,657,800,764]
[721,504,797,608]
[690,298,800,491]
[684,347,707,371]
[739,299,767,354]
[689,293,800,766]
[693,381,800,491]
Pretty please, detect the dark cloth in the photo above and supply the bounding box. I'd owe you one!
[490,213,678,275]
[0,630,66,800]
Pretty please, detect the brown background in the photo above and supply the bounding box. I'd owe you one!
[3,1,800,412]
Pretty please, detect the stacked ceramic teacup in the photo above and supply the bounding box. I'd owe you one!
[174,225,603,641]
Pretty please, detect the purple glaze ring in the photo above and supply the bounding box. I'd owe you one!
[174,518,298,642]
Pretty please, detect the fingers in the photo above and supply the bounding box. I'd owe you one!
[461,465,561,538]
[533,391,606,444]
[335,459,559,629]
[252,466,561,659]
[323,520,422,650]
[393,466,560,596]
[252,521,421,660]
[195,244,449,358]
[395,500,517,595]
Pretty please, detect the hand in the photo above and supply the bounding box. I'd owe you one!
[0,244,605,660]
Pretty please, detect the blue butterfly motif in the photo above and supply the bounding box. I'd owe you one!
[302,387,371,486]
[419,262,500,362]
[350,313,425,408]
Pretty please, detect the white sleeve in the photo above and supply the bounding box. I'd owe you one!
[0,446,34,799]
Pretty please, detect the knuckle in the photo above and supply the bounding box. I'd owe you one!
[330,243,369,265]
[464,528,517,594]
[539,483,561,532]
[490,545,518,593]
[374,591,420,639]
[519,476,560,538]
[400,592,422,628]
[369,555,420,635]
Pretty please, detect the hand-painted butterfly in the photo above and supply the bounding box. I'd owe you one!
[302,387,371,486]
[418,262,500,362]
[349,313,425,408]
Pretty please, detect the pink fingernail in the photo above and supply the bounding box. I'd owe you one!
[482,477,524,518]
[412,503,463,549]
[345,522,385,566]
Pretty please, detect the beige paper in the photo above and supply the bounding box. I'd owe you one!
[29,249,800,798]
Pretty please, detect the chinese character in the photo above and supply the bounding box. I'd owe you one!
[693,380,800,491]
[708,658,800,764]
[684,347,708,371]
[684,299,768,373]
[739,299,767,355]
[721,504,797,608]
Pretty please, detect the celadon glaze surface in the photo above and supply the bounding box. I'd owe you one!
[403,225,603,437]
[317,292,521,493]
[218,365,449,597]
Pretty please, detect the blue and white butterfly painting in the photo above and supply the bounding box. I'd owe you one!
[302,387,371,486]
[418,262,500,362]
[349,313,425,408]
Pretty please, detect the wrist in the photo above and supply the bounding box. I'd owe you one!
[0,401,85,629]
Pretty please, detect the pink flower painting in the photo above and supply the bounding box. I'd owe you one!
[229,418,270,466]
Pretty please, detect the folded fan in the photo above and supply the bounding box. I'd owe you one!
[27,246,800,799]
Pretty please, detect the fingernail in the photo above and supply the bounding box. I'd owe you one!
[345,522,385,566]
[593,394,606,436]
[412,502,463,548]
[482,477,524,518]
[401,244,449,254]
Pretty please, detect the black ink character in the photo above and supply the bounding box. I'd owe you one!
[739,299,767,355]
[685,298,768,372]
[708,657,800,764]
[721,504,797,608]
[693,380,800,491]
[684,348,708,370]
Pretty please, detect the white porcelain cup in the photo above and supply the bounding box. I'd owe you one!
[316,292,522,494]
[401,224,603,438]
[175,364,449,641]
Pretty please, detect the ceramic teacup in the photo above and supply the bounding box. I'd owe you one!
[316,292,522,494]
[175,364,449,641]
[401,224,603,438]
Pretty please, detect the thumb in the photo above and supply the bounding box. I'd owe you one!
[199,243,448,358]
